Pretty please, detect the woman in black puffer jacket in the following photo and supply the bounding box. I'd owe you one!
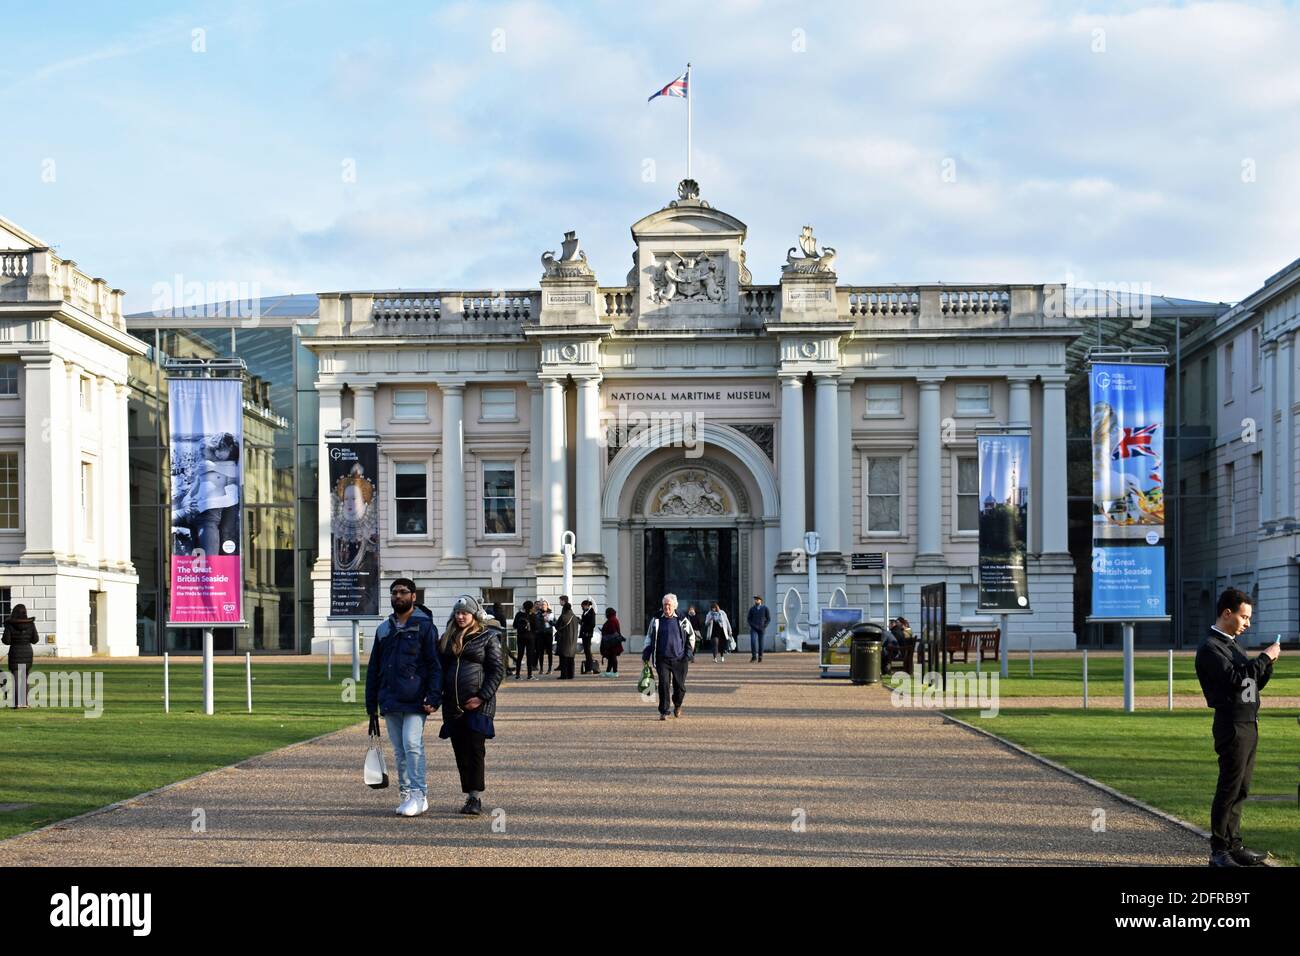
[2,605,39,708]
[438,595,505,816]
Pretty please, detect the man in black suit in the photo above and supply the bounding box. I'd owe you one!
[1194,588,1281,867]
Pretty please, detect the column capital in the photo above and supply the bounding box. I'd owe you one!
[916,376,944,388]
[779,373,805,387]
[573,373,602,387]
[352,382,377,393]
[1007,375,1035,386]
[837,378,853,393]
[811,370,841,383]
[1280,334,1295,353]
[437,381,465,395]
[1041,375,1069,388]
[539,375,566,388]
[1262,338,1279,356]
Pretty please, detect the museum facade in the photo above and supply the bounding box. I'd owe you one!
[306,181,1083,651]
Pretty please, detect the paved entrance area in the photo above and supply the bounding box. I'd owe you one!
[0,656,1206,866]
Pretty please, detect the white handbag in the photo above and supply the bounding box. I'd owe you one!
[364,716,389,789]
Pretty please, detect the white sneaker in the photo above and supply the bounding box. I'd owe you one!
[395,789,411,815]
[398,793,427,817]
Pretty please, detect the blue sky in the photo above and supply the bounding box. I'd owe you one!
[2,0,1299,312]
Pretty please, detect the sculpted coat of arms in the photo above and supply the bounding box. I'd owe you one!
[650,252,726,304]
[653,472,730,516]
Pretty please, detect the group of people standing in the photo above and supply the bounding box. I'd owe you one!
[509,596,627,679]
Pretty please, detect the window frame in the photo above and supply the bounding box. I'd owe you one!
[0,360,19,399]
[479,387,519,423]
[859,450,907,539]
[953,451,981,536]
[391,457,432,540]
[390,387,430,423]
[0,447,22,532]
[479,457,520,539]
[953,382,992,417]
[864,382,903,418]
[1250,327,1262,392]
[1223,340,1235,405]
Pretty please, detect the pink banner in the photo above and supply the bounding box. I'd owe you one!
[169,554,243,624]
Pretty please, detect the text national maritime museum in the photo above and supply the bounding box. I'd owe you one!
[118,179,1296,654]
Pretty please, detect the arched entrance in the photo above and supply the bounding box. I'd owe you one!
[602,422,780,640]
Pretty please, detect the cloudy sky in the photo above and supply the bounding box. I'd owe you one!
[2,0,1298,312]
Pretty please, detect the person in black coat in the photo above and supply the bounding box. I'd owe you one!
[438,594,505,816]
[533,599,555,674]
[512,600,536,680]
[2,605,38,708]
[555,597,579,679]
[579,599,598,674]
[1195,588,1281,867]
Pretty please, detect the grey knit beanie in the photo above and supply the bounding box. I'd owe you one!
[453,594,488,622]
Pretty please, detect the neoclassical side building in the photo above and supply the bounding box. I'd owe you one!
[307,181,1083,650]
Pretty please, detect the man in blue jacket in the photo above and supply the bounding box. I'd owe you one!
[643,592,695,721]
[746,595,770,662]
[365,578,442,817]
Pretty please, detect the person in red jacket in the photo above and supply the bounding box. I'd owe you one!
[599,607,624,676]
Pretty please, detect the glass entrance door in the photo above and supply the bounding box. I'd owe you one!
[644,528,738,635]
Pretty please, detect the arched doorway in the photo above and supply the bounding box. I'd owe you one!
[602,422,780,641]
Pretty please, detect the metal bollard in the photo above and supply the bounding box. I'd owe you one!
[1168,649,1173,711]
[1082,648,1088,710]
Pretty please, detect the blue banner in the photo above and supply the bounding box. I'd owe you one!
[1091,546,1167,618]
[1089,362,1168,620]
[977,433,1031,611]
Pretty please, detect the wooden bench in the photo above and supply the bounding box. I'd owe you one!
[944,627,1001,664]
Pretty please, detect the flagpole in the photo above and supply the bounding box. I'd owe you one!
[686,62,692,180]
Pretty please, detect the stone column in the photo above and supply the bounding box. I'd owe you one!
[529,382,542,558]
[779,375,806,553]
[1041,376,1069,554]
[1263,340,1278,524]
[916,378,943,558]
[838,379,853,551]
[21,356,66,564]
[813,373,840,554]
[1280,334,1296,522]
[541,377,567,555]
[116,382,132,568]
[1008,376,1032,428]
[352,384,376,437]
[575,375,603,555]
[317,385,342,561]
[67,363,84,558]
[440,383,467,568]
[97,377,117,561]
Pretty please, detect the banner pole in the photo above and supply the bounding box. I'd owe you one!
[1123,621,1135,713]
[245,652,252,713]
[1082,648,1088,709]
[327,636,333,681]
[352,619,361,683]
[164,652,170,714]
[203,628,213,716]
[1000,613,1009,679]
[1167,648,1173,711]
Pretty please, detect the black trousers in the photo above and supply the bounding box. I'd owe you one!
[581,636,595,670]
[655,658,688,714]
[1211,717,1258,851]
[538,637,554,671]
[448,720,486,794]
[604,652,620,673]
[514,637,536,677]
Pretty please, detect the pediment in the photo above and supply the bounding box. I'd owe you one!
[630,202,747,242]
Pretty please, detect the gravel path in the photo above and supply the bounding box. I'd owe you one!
[0,656,1208,866]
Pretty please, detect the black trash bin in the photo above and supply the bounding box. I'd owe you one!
[849,623,885,685]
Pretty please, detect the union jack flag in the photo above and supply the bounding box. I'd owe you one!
[648,70,688,101]
[1111,423,1162,483]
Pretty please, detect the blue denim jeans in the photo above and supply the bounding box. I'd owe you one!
[384,712,428,796]
[749,626,764,659]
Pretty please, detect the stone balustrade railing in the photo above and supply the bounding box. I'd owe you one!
[0,247,126,329]
[317,282,1068,336]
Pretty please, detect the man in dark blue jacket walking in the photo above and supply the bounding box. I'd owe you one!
[366,578,442,817]
[643,592,695,720]
[746,595,770,661]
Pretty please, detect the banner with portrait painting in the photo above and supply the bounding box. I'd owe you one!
[167,378,244,625]
[328,442,380,618]
[1089,363,1167,618]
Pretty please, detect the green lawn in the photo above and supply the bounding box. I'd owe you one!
[0,662,367,841]
[928,653,1300,699]
[949,706,1300,865]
